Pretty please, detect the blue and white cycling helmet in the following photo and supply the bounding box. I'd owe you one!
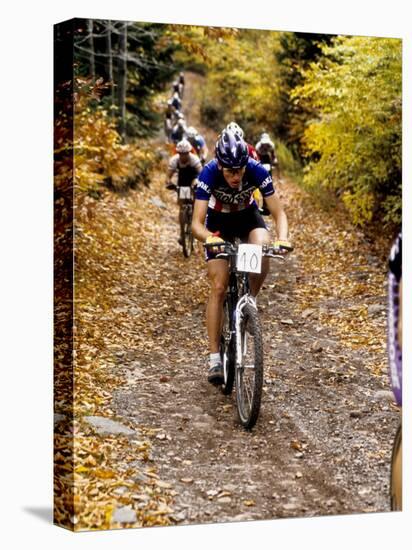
[215,129,249,169]
[226,121,244,139]
[186,126,198,139]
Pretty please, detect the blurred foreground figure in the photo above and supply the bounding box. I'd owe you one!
[388,233,402,510]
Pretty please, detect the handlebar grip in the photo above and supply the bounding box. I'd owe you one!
[204,241,225,250]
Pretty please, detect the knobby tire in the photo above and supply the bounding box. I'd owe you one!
[181,204,193,258]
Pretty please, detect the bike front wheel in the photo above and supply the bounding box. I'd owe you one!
[235,302,263,429]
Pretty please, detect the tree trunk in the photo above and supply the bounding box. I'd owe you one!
[105,21,114,110]
[87,19,95,79]
[117,22,127,138]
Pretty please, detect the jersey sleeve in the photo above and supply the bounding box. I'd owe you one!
[189,153,202,173]
[168,155,179,172]
[253,162,275,197]
[195,164,213,201]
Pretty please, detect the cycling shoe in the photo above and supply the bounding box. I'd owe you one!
[208,363,224,386]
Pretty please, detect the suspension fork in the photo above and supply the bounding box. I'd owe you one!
[235,273,256,364]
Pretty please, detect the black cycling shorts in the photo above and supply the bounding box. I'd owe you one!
[205,206,268,261]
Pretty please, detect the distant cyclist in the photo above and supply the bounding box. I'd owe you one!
[170,116,187,144]
[191,129,292,385]
[186,126,208,165]
[172,80,180,95]
[171,91,182,112]
[164,99,176,143]
[255,132,281,181]
[178,72,185,97]
[166,139,202,245]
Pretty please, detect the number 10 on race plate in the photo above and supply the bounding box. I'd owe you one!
[237,244,262,274]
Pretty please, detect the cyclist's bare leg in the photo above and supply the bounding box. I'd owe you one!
[206,259,230,354]
[248,227,271,297]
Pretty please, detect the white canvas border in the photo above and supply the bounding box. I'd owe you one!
[1,1,409,548]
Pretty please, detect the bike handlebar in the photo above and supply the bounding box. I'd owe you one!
[203,241,291,260]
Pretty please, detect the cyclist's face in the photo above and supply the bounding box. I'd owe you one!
[222,167,246,188]
[179,152,190,162]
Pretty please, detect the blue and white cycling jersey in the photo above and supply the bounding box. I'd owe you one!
[195,158,275,212]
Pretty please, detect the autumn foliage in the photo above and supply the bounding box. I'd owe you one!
[179,28,401,228]
[292,36,402,226]
[72,78,158,193]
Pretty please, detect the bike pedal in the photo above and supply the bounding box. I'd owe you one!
[208,365,224,386]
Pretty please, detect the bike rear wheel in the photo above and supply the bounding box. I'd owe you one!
[235,302,263,429]
[390,422,402,510]
[180,204,194,258]
[220,299,235,395]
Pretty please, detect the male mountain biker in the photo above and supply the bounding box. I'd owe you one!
[166,139,203,245]
[178,72,185,97]
[171,91,182,112]
[255,132,281,181]
[164,99,176,143]
[170,117,187,144]
[172,81,180,95]
[192,129,292,385]
[186,126,209,165]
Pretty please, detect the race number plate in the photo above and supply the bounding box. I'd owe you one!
[237,244,262,274]
[179,186,191,200]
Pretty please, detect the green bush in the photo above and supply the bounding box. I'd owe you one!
[275,140,302,181]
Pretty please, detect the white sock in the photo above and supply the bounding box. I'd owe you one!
[209,352,221,366]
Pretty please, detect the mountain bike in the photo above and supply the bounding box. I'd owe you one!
[178,185,194,258]
[205,241,287,429]
[166,182,195,258]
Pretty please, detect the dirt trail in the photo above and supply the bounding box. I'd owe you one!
[108,73,399,524]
